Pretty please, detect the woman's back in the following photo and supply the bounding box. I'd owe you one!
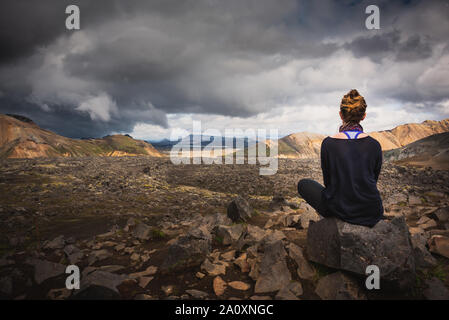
[320,135,383,226]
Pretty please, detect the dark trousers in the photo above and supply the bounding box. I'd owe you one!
[297,178,332,218]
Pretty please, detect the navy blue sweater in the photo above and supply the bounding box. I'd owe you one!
[320,135,384,227]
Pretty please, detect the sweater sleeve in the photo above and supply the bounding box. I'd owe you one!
[321,139,330,187]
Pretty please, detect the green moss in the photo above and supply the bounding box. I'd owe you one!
[428,264,447,282]
[151,228,166,239]
[310,262,333,283]
[214,235,224,244]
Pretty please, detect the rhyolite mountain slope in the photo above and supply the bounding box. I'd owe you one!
[271,118,449,159]
[369,119,449,151]
[384,132,449,170]
[0,114,161,159]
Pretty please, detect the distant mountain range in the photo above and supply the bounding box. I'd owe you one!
[261,118,449,159]
[0,114,161,159]
[149,135,258,151]
[2,113,449,169]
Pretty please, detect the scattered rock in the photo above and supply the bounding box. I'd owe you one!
[129,265,158,279]
[26,258,66,284]
[423,278,449,300]
[74,270,126,299]
[201,258,227,276]
[43,235,65,250]
[432,207,449,222]
[161,285,175,296]
[133,223,152,240]
[0,276,13,296]
[269,195,298,211]
[234,253,250,273]
[287,281,303,297]
[213,276,227,296]
[98,265,125,273]
[307,217,416,290]
[47,288,71,300]
[250,295,272,300]
[315,272,366,300]
[227,197,252,222]
[161,231,211,272]
[134,294,155,300]
[88,249,112,265]
[411,234,437,268]
[221,250,236,261]
[287,243,315,280]
[130,253,140,262]
[186,289,208,299]
[408,195,422,206]
[0,258,14,267]
[428,235,449,259]
[298,210,320,229]
[138,276,154,288]
[214,224,244,245]
[228,281,250,291]
[254,240,291,294]
[420,219,437,230]
[275,282,302,300]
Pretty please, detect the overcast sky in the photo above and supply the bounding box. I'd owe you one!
[1,0,448,140]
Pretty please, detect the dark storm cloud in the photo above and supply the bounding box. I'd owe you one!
[0,0,448,138]
[344,30,433,63]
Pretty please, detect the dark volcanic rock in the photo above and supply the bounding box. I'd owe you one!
[70,269,127,299]
[133,222,152,240]
[254,240,291,294]
[423,277,449,300]
[26,258,66,285]
[227,197,252,222]
[307,216,416,290]
[161,227,212,273]
[315,272,366,300]
[268,195,298,211]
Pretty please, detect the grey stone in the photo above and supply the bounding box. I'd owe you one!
[214,224,244,245]
[428,235,449,259]
[77,270,126,295]
[227,197,252,222]
[186,289,209,299]
[411,234,437,269]
[254,240,291,294]
[432,207,449,222]
[26,258,66,284]
[133,223,152,240]
[43,235,65,250]
[408,195,422,206]
[47,288,71,300]
[161,231,211,272]
[199,212,232,230]
[0,276,13,295]
[298,210,320,229]
[315,272,366,300]
[307,217,416,290]
[423,277,449,300]
[287,243,315,280]
[275,286,299,300]
[88,249,112,265]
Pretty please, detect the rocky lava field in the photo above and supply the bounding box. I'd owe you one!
[0,156,448,300]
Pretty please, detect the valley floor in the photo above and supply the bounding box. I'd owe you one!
[0,156,448,300]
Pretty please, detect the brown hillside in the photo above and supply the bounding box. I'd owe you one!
[0,114,162,159]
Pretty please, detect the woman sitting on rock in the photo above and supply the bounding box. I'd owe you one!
[297,89,384,227]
